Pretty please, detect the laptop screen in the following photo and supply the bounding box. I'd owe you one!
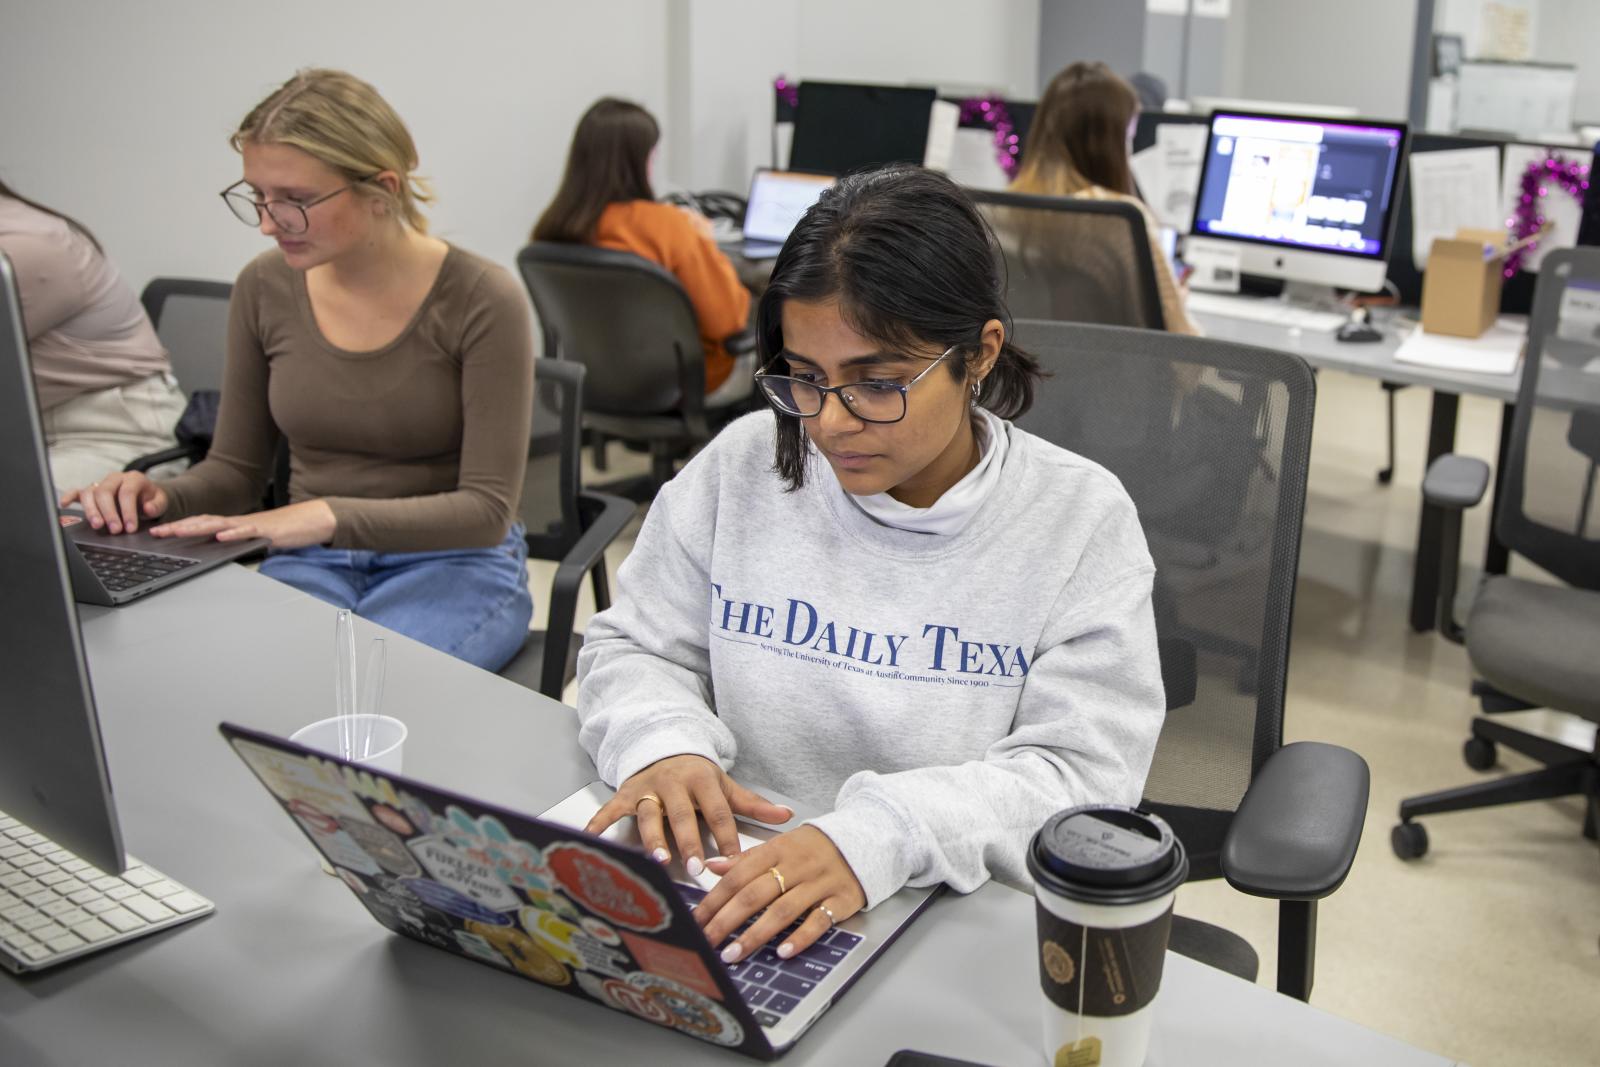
[743,171,835,245]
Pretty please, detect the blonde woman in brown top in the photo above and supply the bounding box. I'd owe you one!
[63,69,537,671]
[1011,62,1200,336]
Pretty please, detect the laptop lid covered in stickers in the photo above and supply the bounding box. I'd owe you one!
[221,722,891,1059]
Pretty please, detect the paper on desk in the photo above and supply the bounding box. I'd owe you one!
[922,99,960,172]
[1131,124,1207,232]
[1500,143,1586,272]
[1393,317,1526,375]
[1409,147,1502,268]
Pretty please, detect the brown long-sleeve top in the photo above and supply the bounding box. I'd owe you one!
[158,245,534,552]
[592,201,750,392]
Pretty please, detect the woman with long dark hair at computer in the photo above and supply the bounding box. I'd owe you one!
[61,69,536,671]
[1011,61,1201,335]
[533,98,750,396]
[578,165,1164,962]
[0,180,186,490]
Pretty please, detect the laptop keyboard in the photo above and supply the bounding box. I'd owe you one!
[76,544,199,593]
[677,883,862,1029]
[0,810,213,972]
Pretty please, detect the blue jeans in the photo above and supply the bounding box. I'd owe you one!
[259,525,533,672]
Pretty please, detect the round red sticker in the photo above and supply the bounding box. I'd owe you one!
[545,842,670,932]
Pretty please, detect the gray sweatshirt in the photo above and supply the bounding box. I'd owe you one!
[576,412,1165,909]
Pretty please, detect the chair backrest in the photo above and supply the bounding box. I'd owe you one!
[520,358,585,561]
[516,242,706,416]
[1011,320,1315,879]
[138,278,232,395]
[969,190,1166,330]
[1497,247,1600,591]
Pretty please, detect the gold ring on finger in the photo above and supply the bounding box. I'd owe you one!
[636,793,663,813]
[769,866,786,895]
[814,903,837,928]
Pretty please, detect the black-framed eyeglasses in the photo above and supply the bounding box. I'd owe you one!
[219,175,377,236]
[754,343,962,425]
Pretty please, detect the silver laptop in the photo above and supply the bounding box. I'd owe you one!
[0,253,214,973]
[741,169,835,259]
[0,253,266,605]
[222,722,938,1058]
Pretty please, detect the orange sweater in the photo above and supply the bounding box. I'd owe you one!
[592,201,750,392]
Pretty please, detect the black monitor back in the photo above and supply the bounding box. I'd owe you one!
[0,252,125,874]
[789,81,937,175]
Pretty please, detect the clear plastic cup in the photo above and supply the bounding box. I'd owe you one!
[289,714,406,775]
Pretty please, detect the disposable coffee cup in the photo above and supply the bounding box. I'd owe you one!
[1026,805,1188,1067]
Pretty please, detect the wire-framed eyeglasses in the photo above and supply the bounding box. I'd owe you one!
[219,175,377,236]
[754,343,962,425]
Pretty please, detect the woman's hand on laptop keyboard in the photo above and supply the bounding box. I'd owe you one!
[60,471,168,535]
[694,826,866,965]
[584,755,792,877]
[148,500,336,549]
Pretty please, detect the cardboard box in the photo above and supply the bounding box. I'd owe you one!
[1420,228,1511,339]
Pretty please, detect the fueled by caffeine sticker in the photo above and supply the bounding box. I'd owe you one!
[1036,901,1174,1017]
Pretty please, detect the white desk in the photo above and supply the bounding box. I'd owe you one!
[2,566,1457,1066]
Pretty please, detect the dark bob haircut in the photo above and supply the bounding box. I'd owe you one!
[756,164,1043,491]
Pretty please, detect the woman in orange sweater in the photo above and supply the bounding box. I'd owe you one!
[533,98,749,393]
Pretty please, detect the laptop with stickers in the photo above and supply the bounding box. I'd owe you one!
[219,723,938,1059]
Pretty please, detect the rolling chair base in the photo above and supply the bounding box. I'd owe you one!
[1393,713,1600,860]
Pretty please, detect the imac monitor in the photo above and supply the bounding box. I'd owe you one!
[788,81,938,176]
[1186,111,1409,293]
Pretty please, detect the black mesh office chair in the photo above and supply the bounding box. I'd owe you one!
[1394,246,1600,860]
[1013,320,1369,1001]
[970,190,1166,329]
[124,278,233,473]
[498,359,636,700]
[516,243,757,495]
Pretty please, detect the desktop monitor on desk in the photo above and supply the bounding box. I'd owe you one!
[788,81,938,175]
[1185,110,1409,293]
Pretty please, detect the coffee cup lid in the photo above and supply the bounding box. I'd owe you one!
[1028,805,1187,904]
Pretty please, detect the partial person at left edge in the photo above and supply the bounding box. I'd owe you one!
[0,179,187,492]
[61,69,537,671]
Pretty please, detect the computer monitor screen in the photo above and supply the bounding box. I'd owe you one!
[788,81,938,176]
[743,170,834,244]
[1187,111,1408,292]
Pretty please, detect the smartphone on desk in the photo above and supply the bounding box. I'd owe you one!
[885,1052,996,1067]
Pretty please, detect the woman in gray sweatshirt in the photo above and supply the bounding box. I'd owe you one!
[577,165,1165,968]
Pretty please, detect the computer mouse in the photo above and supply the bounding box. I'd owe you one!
[1336,309,1383,343]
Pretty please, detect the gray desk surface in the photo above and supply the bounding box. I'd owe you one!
[1190,310,1524,402]
[3,566,1456,1066]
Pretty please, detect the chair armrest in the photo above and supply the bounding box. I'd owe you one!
[1221,741,1369,900]
[123,442,203,474]
[1422,454,1489,509]
[724,330,758,357]
[539,490,636,699]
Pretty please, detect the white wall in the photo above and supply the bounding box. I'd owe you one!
[1532,0,1600,124]
[1229,0,1416,119]
[1,0,1041,295]
[0,1,671,298]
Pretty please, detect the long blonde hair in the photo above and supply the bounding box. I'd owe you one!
[232,69,434,233]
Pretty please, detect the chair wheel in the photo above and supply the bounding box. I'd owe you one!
[1463,736,1497,771]
[1391,821,1429,860]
